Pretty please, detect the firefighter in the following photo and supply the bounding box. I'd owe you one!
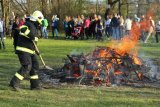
[9,11,44,90]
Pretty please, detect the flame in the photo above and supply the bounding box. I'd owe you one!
[99,50,107,57]
[85,69,98,77]
[132,53,142,65]
[138,72,143,80]
[111,21,141,56]
[114,70,123,75]
[107,63,112,70]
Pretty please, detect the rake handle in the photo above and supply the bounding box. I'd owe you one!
[32,41,46,66]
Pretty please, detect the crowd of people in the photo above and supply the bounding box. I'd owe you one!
[0,12,160,50]
[63,14,104,40]
[62,13,160,43]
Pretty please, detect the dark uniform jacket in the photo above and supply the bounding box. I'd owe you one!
[16,20,38,54]
[12,22,19,47]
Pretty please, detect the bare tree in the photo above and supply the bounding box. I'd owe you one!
[0,0,10,27]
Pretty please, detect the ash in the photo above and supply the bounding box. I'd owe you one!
[39,47,160,88]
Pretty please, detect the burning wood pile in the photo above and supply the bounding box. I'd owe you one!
[39,46,160,88]
[39,9,160,88]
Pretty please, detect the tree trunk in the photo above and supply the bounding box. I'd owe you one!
[1,0,4,18]
[1,0,10,29]
[41,0,48,17]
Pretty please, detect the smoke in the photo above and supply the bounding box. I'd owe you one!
[70,49,83,55]
[143,58,160,80]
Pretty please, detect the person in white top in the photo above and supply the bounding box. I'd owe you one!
[124,16,132,36]
[119,15,124,38]
[0,17,5,49]
[105,16,111,38]
[144,16,155,43]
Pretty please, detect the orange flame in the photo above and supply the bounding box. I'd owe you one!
[109,4,157,57]
[132,52,142,65]
[114,70,123,75]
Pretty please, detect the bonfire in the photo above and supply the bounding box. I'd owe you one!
[39,8,160,88]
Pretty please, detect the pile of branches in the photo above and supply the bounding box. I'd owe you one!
[39,46,156,87]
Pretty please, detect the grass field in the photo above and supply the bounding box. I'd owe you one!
[0,38,160,107]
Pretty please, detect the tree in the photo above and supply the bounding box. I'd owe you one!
[105,0,120,17]
[0,0,11,27]
[41,0,48,17]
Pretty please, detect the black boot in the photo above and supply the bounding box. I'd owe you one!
[9,76,21,91]
[30,79,42,90]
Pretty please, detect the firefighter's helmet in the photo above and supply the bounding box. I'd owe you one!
[30,10,44,22]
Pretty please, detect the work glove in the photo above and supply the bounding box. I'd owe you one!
[34,37,38,42]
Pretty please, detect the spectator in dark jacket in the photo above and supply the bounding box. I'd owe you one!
[12,16,19,51]
[96,18,103,41]
[110,13,120,40]
[63,16,69,39]
[90,14,98,39]
[155,21,160,43]
[68,16,74,37]
[52,15,59,39]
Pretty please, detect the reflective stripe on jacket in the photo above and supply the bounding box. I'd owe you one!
[16,46,35,54]
[19,25,30,38]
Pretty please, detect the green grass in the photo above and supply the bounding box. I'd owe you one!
[0,38,160,107]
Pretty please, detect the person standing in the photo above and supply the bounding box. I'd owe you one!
[51,15,59,39]
[105,15,111,39]
[77,16,83,26]
[139,15,147,42]
[134,14,140,22]
[110,13,120,40]
[90,14,98,39]
[12,16,19,51]
[84,16,90,39]
[68,16,74,38]
[144,16,155,43]
[9,11,44,90]
[63,16,69,39]
[8,12,15,37]
[124,16,132,37]
[18,17,25,28]
[41,18,49,39]
[0,17,5,50]
[119,15,124,39]
[155,21,160,43]
[96,15,104,41]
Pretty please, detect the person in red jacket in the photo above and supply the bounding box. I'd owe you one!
[84,16,90,39]
[18,17,25,28]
